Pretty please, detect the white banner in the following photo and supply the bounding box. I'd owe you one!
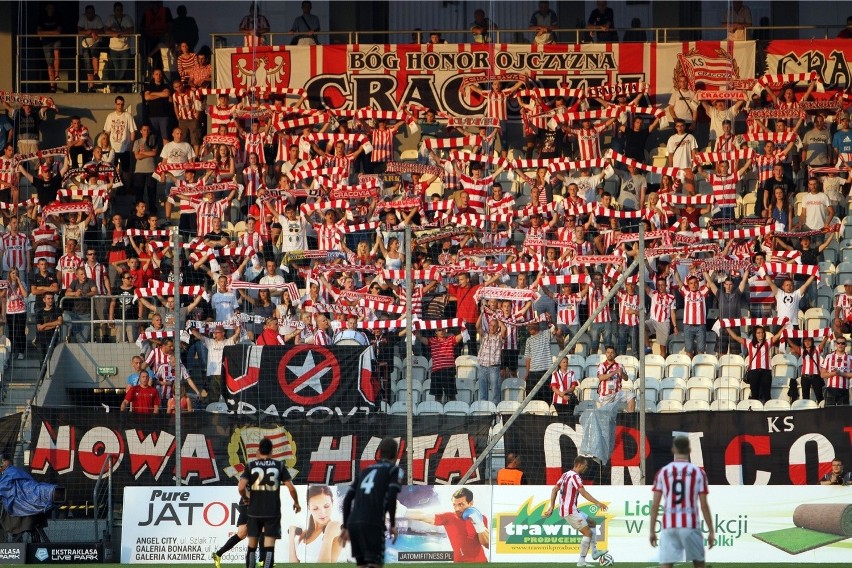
[122,485,851,563]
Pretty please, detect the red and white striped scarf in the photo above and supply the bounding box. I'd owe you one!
[126,229,170,239]
[549,107,621,126]
[572,255,624,266]
[0,91,57,110]
[168,182,238,197]
[0,197,38,211]
[609,150,682,177]
[697,257,753,273]
[517,88,585,99]
[585,81,648,99]
[309,303,366,316]
[422,136,483,151]
[719,317,789,328]
[359,318,463,331]
[43,202,93,217]
[741,132,797,144]
[446,150,509,169]
[757,72,819,90]
[382,269,440,281]
[13,146,68,165]
[774,224,839,239]
[197,87,248,98]
[473,286,540,303]
[762,262,820,282]
[616,230,673,244]
[547,158,608,174]
[783,328,832,340]
[230,279,298,301]
[135,282,206,298]
[693,149,754,165]
[203,134,240,150]
[304,133,368,147]
[274,113,327,132]
[704,225,774,240]
[540,274,591,286]
[384,161,444,178]
[660,193,715,206]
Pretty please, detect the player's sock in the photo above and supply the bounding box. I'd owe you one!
[245,547,256,568]
[216,535,242,556]
[263,550,274,568]
[590,529,598,552]
[579,535,590,559]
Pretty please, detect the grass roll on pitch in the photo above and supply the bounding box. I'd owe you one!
[752,503,852,554]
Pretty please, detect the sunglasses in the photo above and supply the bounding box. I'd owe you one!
[838,343,847,347]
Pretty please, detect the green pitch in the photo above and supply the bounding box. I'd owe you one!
[96,553,849,568]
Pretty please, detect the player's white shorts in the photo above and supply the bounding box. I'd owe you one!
[564,512,589,531]
[659,527,705,564]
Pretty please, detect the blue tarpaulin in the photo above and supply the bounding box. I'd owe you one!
[0,466,58,516]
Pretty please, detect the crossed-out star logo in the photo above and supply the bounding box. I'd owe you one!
[278,345,342,405]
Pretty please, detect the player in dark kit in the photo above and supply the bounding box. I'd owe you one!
[340,437,405,567]
[238,437,301,568]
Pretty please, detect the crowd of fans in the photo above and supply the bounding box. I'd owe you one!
[5,10,852,414]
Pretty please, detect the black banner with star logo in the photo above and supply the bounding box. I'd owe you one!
[222,344,379,414]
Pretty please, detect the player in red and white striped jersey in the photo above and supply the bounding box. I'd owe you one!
[650,436,714,568]
[647,277,678,358]
[544,456,608,567]
[582,272,612,354]
[725,325,783,403]
[819,338,852,406]
[0,217,32,274]
[466,79,525,156]
[694,158,751,219]
[748,252,774,316]
[674,272,711,357]
[596,345,636,412]
[550,357,579,418]
[56,239,82,291]
[788,336,829,405]
[616,281,641,356]
[569,117,617,160]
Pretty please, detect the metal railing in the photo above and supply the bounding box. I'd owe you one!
[93,455,113,550]
[16,33,141,94]
[58,294,148,344]
[209,23,845,48]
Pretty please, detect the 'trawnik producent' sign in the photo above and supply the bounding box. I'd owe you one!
[28,408,852,503]
[120,485,852,564]
[213,41,756,110]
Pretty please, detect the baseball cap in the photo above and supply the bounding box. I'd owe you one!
[844,279,852,286]
[214,324,226,332]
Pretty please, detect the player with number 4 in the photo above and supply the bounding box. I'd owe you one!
[543,456,608,567]
[341,437,405,567]
[649,436,715,568]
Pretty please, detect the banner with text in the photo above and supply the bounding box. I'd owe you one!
[29,407,491,503]
[765,40,852,90]
[213,42,755,112]
[121,485,852,563]
[28,407,850,504]
[221,343,379,414]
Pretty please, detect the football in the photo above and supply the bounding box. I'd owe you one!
[598,552,615,566]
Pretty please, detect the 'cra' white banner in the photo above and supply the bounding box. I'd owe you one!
[123,484,850,563]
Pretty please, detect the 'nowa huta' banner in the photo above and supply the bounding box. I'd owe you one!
[29,407,851,504]
[213,41,756,111]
